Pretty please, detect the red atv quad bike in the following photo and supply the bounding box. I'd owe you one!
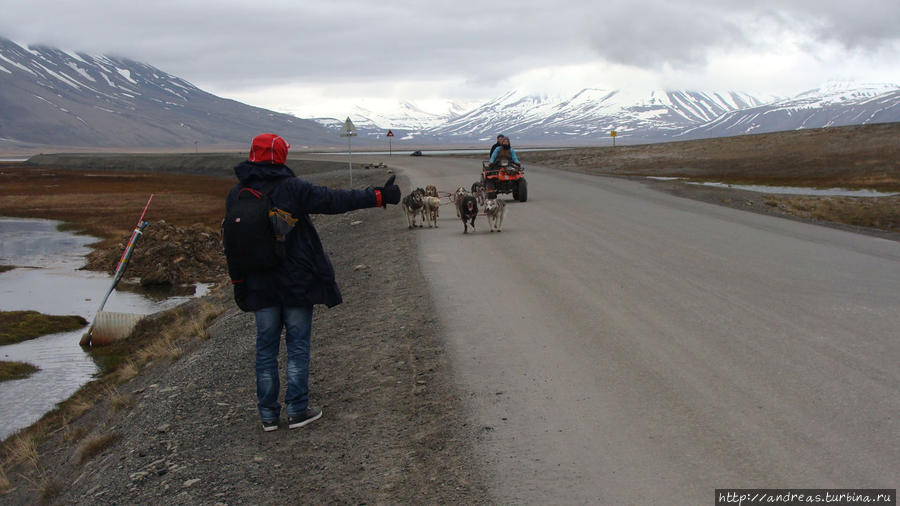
[481,159,527,202]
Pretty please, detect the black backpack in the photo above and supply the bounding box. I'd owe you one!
[223,178,291,273]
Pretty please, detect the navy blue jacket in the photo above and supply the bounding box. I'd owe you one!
[226,161,377,310]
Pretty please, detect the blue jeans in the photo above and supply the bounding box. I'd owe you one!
[253,305,313,422]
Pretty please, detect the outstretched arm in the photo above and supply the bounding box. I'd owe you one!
[288,175,400,214]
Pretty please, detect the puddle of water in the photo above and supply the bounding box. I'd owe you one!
[0,217,201,441]
[0,329,99,439]
[645,177,899,197]
[690,182,899,197]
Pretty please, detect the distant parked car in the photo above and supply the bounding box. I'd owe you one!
[410,150,423,156]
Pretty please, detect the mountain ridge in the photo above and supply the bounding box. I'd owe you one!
[1,37,898,151]
[0,37,341,151]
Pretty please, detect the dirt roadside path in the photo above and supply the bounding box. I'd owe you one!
[1,170,489,504]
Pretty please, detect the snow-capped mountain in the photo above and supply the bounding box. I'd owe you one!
[311,83,897,145]
[0,37,338,150]
[678,82,900,139]
[311,100,480,141]
[1,36,897,151]
[426,88,775,143]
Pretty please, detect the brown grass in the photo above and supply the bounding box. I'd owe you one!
[0,167,232,246]
[523,123,900,233]
[0,466,10,494]
[76,433,121,464]
[113,360,139,384]
[106,386,133,412]
[62,425,90,445]
[765,195,900,232]
[5,436,39,469]
[0,361,40,382]
[0,290,229,504]
[525,123,900,192]
[37,476,63,504]
[63,398,94,422]
[0,311,88,345]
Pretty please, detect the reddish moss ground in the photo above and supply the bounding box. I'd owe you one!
[0,166,233,248]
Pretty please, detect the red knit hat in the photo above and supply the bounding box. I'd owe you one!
[249,133,290,165]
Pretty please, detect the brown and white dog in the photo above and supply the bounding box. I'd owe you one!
[457,194,478,233]
[402,190,425,228]
[484,197,506,232]
[424,184,438,198]
[423,196,441,227]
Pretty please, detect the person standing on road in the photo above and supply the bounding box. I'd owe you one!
[225,133,401,432]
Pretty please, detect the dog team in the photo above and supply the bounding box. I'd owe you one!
[401,182,506,233]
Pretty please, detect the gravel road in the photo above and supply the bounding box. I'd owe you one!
[367,155,900,504]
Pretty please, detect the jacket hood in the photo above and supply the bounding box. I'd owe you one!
[249,133,290,165]
[234,161,296,185]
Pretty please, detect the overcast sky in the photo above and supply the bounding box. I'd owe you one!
[2,0,898,117]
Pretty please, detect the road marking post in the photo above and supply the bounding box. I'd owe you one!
[340,117,358,186]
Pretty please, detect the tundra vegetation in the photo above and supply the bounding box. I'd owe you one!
[0,311,88,345]
[0,160,235,498]
[0,361,39,382]
[524,123,900,234]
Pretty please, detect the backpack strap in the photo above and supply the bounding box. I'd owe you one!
[238,177,290,199]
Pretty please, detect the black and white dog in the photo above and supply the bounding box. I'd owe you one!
[457,194,478,234]
[471,181,487,206]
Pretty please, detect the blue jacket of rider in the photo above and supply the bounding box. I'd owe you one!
[490,145,519,164]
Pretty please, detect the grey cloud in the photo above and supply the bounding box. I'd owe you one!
[580,0,900,70]
[582,3,749,68]
[0,0,897,93]
[0,0,585,90]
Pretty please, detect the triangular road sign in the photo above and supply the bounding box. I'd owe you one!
[340,117,358,137]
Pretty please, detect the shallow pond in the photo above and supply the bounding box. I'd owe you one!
[645,177,899,197]
[0,218,201,441]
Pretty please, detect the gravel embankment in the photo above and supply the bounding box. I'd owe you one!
[2,170,488,505]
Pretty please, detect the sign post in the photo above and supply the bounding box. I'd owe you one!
[610,130,617,147]
[386,129,394,156]
[340,117,358,186]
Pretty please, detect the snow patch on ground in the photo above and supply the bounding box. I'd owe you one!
[116,67,138,84]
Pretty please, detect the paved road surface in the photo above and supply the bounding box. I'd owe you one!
[338,155,899,503]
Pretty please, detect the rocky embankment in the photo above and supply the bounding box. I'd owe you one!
[1,170,488,504]
[84,220,226,286]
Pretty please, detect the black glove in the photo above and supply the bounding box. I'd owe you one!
[376,175,401,207]
[233,281,250,312]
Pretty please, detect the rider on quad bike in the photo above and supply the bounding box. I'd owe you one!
[483,136,527,202]
[489,136,519,167]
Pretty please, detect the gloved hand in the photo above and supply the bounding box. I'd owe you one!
[376,175,401,207]
[233,281,250,312]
